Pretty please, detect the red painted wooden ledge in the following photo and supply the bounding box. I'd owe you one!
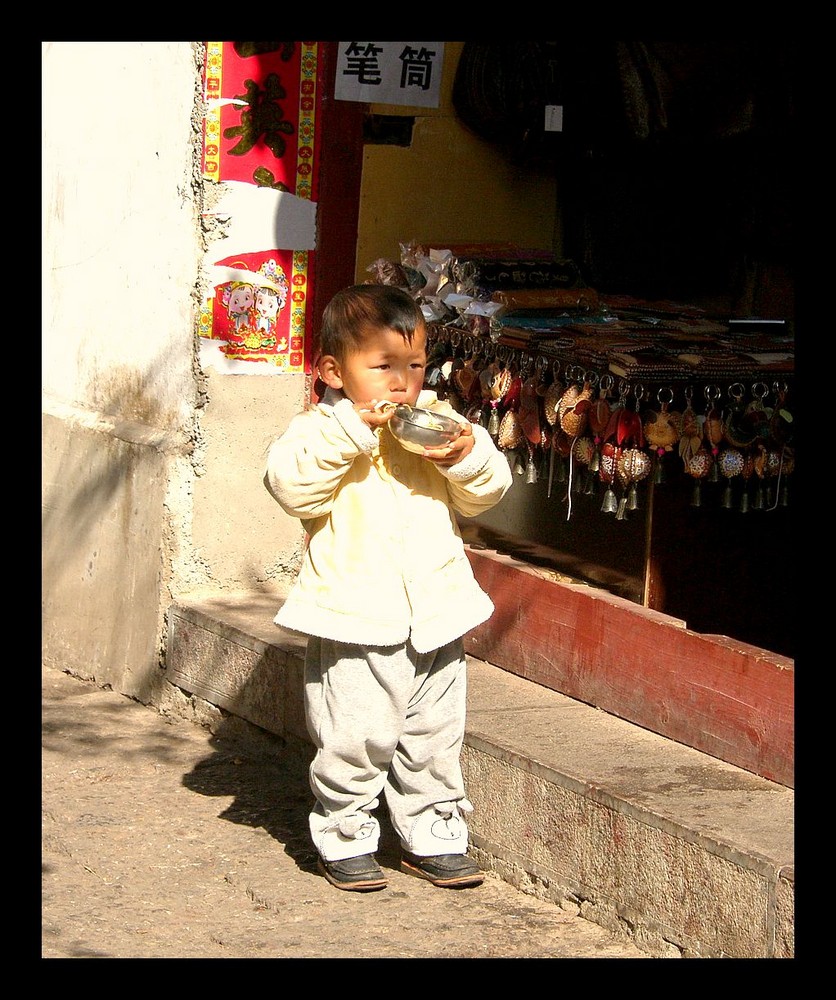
[464,547,794,789]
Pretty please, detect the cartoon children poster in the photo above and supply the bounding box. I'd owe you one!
[200,249,310,371]
[200,42,320,373]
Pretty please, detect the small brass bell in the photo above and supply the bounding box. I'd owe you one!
[601,488,618,514]
[690,481,702,507]
[615,496,628,520]
[626,483,639,511]
[780,482,790,507]
[753,485,765,510]
[653,459,665,484]
[721,484,734,509]
[525,453,538,484]
[488,404,500,438]
[739,490,750,513]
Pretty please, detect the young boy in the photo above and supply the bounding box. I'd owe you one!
[263,284,513,892]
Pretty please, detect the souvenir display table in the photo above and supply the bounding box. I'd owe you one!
[383,244,795,658]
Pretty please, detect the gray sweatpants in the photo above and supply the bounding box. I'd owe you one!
[304,635,473,862]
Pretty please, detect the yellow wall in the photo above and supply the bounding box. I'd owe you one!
[354,42,559,282]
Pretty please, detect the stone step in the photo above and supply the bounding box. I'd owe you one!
[165,593,793,958]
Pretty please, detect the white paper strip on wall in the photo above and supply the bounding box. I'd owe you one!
[202,182,317,276]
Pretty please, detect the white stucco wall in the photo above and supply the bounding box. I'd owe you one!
[42,42,206,699]
[42,42,200,430]
[42,42,309,699]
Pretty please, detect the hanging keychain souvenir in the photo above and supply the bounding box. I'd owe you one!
[686,449,713,507]
[485,346,512,437]
[543,361,564,429]
[443,329,464,393]
[742,384,773,510]
[498,408,525,454]
[720,383,754,510]
[764,447,786,507]
[642,386,681,483]
[772,445,794,508]
[544,361,566,497]
[600,382,645,453]
[769,381,793,449]
[751,443,770,510]
[744,382,773,440]
[532,353,552,480]
[557,368,594,519]
[616,446,652,515]
[546,423,568,497]
[722,383,758,451]
[684,383,720,508]
[599,441,620,515]
[753,413,789,510]
[477,349,500,429]
[766,381,794,509]
[718,446,746,509]
[518,355,545,483]
[678,386,702,472]
[587,373,615,475]
[503,359,523,412]
[450,333,479,407]
[739,449,755,513]
[572,435,597,494]
[558,367,594,439]
[600,382,647,519]
[497,358,525,459]
[598,380,629,514]
[551,427,573,498]
[702,385,725,484]
[462,339,490,423]
[424,325,451,402]
[684,404,715,508]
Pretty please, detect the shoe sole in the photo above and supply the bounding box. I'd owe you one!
[400,858,484,888]
[317,858,388,892]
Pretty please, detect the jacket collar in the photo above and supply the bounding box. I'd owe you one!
[319,386,347,409]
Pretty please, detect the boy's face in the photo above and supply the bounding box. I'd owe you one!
[319,324,427,409]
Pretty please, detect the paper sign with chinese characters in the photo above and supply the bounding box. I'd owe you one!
[200,41,321,373]
[334,42,444,108]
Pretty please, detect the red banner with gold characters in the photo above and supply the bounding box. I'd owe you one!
[200,42,321,373]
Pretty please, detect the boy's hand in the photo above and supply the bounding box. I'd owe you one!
[422,421,475,467]
[356,400,395,430]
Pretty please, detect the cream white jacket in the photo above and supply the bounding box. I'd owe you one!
[264,388,513,653]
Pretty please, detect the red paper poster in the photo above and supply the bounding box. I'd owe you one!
[198,250,312,370]
[201,42,321,372]
[202,41,320,197]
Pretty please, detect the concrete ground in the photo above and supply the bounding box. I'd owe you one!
[41,662,648,960]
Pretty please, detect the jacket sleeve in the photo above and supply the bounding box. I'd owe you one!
[263,398,377,520]
[437,421,514,518]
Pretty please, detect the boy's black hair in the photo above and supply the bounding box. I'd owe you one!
[319,284,425,361]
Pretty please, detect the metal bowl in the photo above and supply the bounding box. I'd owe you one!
[387,404,462,454]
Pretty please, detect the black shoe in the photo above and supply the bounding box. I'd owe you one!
[401,851,484,888]
[317,853,388,892]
